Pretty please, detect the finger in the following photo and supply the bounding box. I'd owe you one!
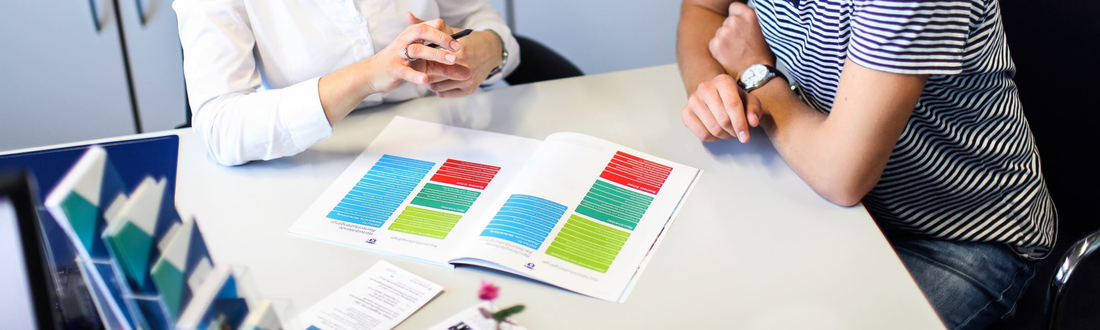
[424,61,472,82]
[428,74,450,84]
[689,93,732,140]
[405,12,423,25]
[734,88,759,142]
[429,79,466,93]
[420,18,445,31]
[728,2,750,16]
[401,24,460,52]
[426,69,470,84]
[395,66,429,85]
[709,29,724,54]
[405,44,456,65]
[418,61,446,83]
[412,18,456,40]
[692,85,734,139]
[682,104,718,142]
[408,57,425,72]
[423,18,455,34]
[699,83,736,137]
[438,87,474,98]
[715,76,750,143]
[425,65,452,84]
[746,92,764,128]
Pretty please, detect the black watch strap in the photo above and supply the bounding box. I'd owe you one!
[766,64,787,83]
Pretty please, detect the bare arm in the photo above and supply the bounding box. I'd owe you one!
[754,61,925,206]
[677,0,738,95]
[678,1,926,206]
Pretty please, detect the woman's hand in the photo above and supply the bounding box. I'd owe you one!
[407,13,504,98]
[708,2,774,76]
[318,19,459,125]
[359,19,462,95]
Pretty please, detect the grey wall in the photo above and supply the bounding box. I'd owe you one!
[489,0,682,75]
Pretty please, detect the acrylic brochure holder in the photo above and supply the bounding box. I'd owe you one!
[84,255,279,329]
[38,144,288,330]
[174,265,291,330]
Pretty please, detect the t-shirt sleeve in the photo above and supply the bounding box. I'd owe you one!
[848,0,979,75]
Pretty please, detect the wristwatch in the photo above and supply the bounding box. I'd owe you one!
[738,63,786,93]
[484,31,509,81]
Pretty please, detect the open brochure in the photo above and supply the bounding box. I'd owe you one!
[288,117,701,302]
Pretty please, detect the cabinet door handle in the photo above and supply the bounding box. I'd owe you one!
[87,0,102,32]
[134,0,146,26]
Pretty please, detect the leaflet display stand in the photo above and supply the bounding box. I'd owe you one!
[1,138,288,330]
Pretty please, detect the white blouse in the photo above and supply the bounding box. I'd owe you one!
[173,0,519,165]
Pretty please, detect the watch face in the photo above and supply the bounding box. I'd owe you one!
[741,64,768,87]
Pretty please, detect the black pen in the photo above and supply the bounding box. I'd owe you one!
[426,29,473,49]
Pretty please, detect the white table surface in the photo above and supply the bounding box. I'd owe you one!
[37,64,945,329]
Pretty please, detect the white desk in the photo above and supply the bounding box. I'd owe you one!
[55,65,947,329]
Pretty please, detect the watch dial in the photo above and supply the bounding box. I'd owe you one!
[742,64,766,86]
[748,65,765,79]
[741,70,755,85]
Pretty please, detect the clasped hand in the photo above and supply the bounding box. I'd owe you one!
[407,13,504,98]
[358,13,502,98]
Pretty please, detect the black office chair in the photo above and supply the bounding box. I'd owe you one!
[504,35,584,85]
[988,1,1100,329]
[1044,231,1100,330]
[177,35,583,129]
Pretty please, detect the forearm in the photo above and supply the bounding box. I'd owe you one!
[753,62,923,206]
[755,80,824,148]
[754,80,879,206]
[677,2,730,94]
[318,61,374,125]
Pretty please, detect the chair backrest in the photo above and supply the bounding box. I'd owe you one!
[993,0,1100,329]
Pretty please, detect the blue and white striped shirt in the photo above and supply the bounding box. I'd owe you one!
[752,0,1056,258]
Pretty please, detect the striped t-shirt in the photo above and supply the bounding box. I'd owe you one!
[751,0,1057,258]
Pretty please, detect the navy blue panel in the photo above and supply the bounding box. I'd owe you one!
[0,135,180,202]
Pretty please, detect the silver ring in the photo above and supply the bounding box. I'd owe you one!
[403,45,416,62]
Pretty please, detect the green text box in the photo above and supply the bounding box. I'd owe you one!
[410,183,481,213]
[388,206,463,239]
[545,215,631,273]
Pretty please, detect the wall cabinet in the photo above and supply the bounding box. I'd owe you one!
[120,0,187,134]
[0,0,186,152]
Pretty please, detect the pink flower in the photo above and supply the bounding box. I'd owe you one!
[479,281,500,301]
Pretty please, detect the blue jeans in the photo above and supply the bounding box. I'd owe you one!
[889,237,1041,330]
